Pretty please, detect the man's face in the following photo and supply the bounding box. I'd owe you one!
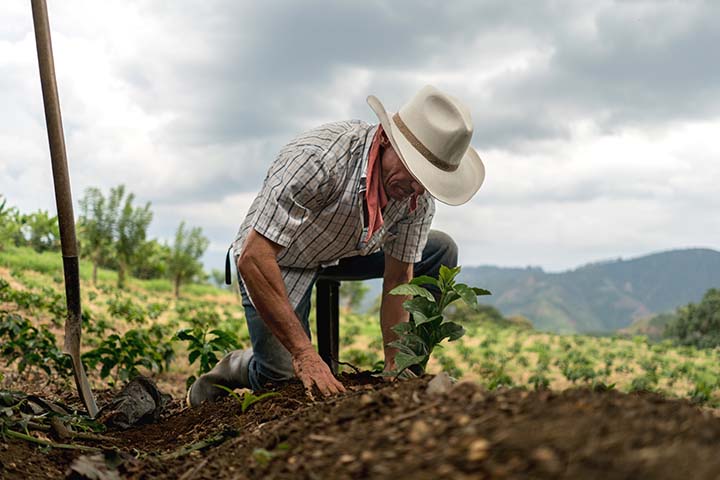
[380,139,426,201]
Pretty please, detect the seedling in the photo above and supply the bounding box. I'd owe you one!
[213,384,279,413]
[387,265,490,376]
[175,324,241,377]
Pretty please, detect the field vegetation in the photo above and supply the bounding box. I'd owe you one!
[2,192,720,478]
[1,243,718,408]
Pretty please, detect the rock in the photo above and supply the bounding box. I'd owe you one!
[97,376,170,430]
[467,438,491,462]
[456,414,471,427]
[339,454,355,464]
[471,391,486,403]
[531,446,562,474]
[409,420,432,443]
[427,372,454,396]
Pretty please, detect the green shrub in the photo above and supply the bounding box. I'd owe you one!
[82,325,174,382]
[0,312,71,377]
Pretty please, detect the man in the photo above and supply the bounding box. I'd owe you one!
[188,85,485,406]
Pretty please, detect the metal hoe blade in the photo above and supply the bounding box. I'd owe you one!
[31,0,98,418]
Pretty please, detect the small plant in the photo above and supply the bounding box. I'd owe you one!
[479,360,514,390]
[629,374,657,393]
[106,294,147,324]
[213,384,280,413]
[528,372,550,390]
[252,443,290,466]
[591,380,616,392]
[0,312,71,377]
[83,325,174,382]
[689,380,715,404]
[175,325,242,378]
[436,352,464,379]
[386,265,490,375]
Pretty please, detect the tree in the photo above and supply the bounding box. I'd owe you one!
[664,289,720,349]
[21,210,60,252]
[78,187,120,284]
[167,221,209,298]
[0,196,22,251]
[115,186,153,289]
[131,239,171,279]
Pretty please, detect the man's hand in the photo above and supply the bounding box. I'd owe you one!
[292,346,346,399]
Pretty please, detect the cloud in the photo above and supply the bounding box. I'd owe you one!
[2,0,718,274]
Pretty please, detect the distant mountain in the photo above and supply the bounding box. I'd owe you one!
[457,248,720,333]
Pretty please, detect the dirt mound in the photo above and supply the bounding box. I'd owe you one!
[2,373,720,479]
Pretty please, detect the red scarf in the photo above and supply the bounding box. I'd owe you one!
[365,126,418,242]
[365,127,388,242]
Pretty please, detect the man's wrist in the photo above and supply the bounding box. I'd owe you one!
[291,342,317,359]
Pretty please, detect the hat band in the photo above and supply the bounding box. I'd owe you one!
[392,113,459,172]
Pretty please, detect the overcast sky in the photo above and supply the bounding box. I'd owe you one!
[2,0,719,273]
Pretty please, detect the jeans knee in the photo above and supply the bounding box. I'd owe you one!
[431,230,458,268]
[249,354,294,390]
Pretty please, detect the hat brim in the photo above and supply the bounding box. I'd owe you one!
[367,95,485,206]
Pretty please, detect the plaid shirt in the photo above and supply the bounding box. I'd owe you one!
[231,120,435,309]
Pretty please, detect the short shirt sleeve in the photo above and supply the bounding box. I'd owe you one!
[251,148,335,247]
[383,193,435,264]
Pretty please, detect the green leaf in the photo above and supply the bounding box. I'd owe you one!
[391,323,413,335]
[454,284,478,308]
[403,334,431,355]
[414,314,442,327]
[471,287,492,296]
[387,340,416,355]
[409,275,438,287]
[402,297,437,317]
[188,349,201,366]
[175,328,195,341]
[441,291,461,310]
[241,391,279,413]
[389,284,435,302]
[439,265,461,286]
[438,322,465,342]
[394,352,427,372]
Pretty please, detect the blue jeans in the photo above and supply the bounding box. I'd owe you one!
[240,230,458,390]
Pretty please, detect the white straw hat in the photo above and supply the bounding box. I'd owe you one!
[367,85,485,205]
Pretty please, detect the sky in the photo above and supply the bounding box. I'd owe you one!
[1,0,719,273]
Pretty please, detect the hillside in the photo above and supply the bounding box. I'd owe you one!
[360,248,720,333]
[459,248,720,333]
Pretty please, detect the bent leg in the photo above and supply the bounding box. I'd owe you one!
[319,230,458,281]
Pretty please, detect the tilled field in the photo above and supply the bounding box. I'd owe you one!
[2,373,720,479]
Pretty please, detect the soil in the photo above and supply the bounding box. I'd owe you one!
[2,372,720,479]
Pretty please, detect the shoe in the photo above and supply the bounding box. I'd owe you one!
[186,349,253,407]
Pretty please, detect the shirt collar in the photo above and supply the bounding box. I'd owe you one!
[360,124,379,181]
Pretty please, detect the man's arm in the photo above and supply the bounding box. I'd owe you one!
[380,252,414,371]
[238,228,345,397]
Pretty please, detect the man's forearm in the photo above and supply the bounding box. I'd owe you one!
[380,284,410,368]
[238,253,314,357]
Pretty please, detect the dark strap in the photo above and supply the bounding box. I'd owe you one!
[224,246,232,285]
